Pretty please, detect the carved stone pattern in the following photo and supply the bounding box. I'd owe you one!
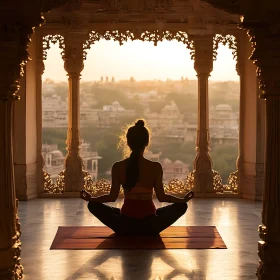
[245,27,280,98]
[42,34,65,60]
[0,201,24,280]
[196,168,238,193]
[163,175,194,194]
[225,170,238,193]
[45,169,236,194]
[145,0,172,11]
[61,13,84,29]
[66,128,81,156]
[0,23,42,101]
[213,34,237,61]
[14,199,23,279]
[99,0,172,11]
[42,0,78,13]
[100,0,124,10]
[64,155,84,192]
[0,20,45,279]
[212,170,223,192]
[83,30,194,60]
[84,172,194,196]
[84,174,116,195]
[43,170,65,194]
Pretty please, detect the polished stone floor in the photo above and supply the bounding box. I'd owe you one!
[18,198,262,280]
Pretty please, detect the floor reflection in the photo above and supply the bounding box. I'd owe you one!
[65,248,195,280]
[18,198,262,280]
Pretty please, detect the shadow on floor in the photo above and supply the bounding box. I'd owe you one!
[64,238,196,280]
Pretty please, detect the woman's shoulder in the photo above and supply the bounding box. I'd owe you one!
[144,158,162,169]
[112,159,128,169]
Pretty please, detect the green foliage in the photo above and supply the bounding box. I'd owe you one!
[211,143,238,182]
[165,93,198,115]
[209,81,239,112]
[148,100,168,113]
[155,141,196,166]
[42,128,68,155]
[42,80,68,100]
[80,116,136,178]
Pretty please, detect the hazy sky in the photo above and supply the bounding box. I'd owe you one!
[43,39,239,82]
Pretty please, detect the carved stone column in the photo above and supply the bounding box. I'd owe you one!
[235,30,265,200]
[192,35,214,193]
[13,32,43,200]
[235,32,245,188]
[241,22,280,279]
[0,21,40,279]
[63,33,84,192]
[36,36,45,194]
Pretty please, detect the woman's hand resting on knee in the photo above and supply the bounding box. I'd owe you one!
[80,190,92,201]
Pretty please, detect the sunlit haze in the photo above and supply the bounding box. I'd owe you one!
[43,39,238,82]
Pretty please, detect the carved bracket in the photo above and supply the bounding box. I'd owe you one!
[83,30,195,60]
[99,0,173,12]
[42,34,65,60]
[245,26,280,98]
[213,34,237,61]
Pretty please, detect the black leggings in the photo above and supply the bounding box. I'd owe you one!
[87,201,188,235]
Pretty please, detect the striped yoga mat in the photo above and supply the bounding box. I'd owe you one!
[50,226,226,250]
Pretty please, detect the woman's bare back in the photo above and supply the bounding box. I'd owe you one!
[116,157,161,200]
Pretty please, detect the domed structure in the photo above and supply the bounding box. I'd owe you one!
[112,101,120,106]
[162,100,179,112]
[163,158,172,164]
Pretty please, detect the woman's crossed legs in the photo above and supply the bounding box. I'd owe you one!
[87,201,188,235]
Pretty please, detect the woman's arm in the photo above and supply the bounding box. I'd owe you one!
[154,162,190,203]
[81,163,121,203]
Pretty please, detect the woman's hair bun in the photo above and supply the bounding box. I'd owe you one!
[135,119,145,127]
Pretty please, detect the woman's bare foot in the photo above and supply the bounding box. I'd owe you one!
[184,191,194,202]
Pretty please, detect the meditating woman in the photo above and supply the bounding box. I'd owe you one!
[80,119,194,235]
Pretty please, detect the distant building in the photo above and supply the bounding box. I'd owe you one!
[43,98,135,128]
[209,104,239,145]
[144,101,187,144]
[42,141,101,181]
[42,95,68,127]
[42,144,65,179]
[79,141,102,181]
[144,150,161,162]
[96,101,135,127]
[161,158,190,183]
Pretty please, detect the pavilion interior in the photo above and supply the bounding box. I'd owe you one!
[1,0,280,280]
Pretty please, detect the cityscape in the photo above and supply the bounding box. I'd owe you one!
[42,78,239,183]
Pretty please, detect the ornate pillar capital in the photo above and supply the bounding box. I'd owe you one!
[235,33,245,77]
[240,21,280,99]
[63,33,85,76]
[191,35,213,76]
[36,59,45,76]
[36,39,45,76]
